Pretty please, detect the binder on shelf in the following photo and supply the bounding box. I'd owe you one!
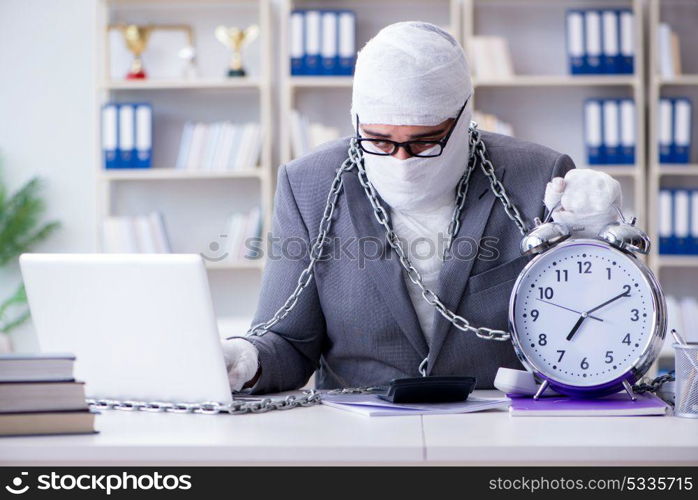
[602,99,620,164]
[337,11,356,76]
[566,10,585,74]
[601,10,620,74]
[674,189,691,255]
[303,10,322,76]
[584,10,602,74]
[134,104,152,169]
[674,98,692,164]
[618,9,634,75]
[659,189,673,255]
[689,189,698,254]
[584,99,603,165]
[290,10,305,75]
[321,11,338,75]
[658,98,673,164]
[102,104,119,169]
[117,104,135,168]
[566,8,634,76]
[619,99,635,165]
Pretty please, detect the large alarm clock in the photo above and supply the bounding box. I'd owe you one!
[508,213,666,399]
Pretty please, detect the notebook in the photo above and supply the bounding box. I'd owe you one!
[509,392,669,417]
[320,394,509,417]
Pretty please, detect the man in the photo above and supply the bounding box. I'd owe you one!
[222,22,621,393]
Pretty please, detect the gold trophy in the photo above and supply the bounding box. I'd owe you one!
[110,24,194,80]
[215,25,259,77]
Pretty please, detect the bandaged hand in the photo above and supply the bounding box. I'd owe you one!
[544,169,622,238]
[221,338,260,391]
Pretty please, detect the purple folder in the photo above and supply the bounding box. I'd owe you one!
[509,392,668,417]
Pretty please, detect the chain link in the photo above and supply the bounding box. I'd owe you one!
[633,371,675,396]
[86,386,389,416]
[243,122,525,345]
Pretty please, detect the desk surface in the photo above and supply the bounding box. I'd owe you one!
[2,391,697,465]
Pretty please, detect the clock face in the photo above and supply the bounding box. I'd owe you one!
[510,240,658,388]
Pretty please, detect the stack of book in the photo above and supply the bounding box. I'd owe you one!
[102,102,152,169]
[659,98,692,164]
[289,9,356,76]
[0,353,96,436]
[657,23,682,79]
[584,98,636,165]
[473,111,514,137]
[566,9,634,75]
[290,110,341,159]
[101,212,171,253]
[226,207,263,261]
[659,188,698,255]
[468,37,514,81]
[175,121,263,171]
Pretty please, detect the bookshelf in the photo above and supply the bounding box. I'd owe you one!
[462,0,646,226]
[94,0,273,319]
[647,0,698,363]
[279,0,462,164]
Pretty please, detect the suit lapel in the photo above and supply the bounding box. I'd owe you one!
[343,171,430,360]
[427,166,507,373]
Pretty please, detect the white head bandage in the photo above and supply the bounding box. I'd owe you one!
[351,22,472,126]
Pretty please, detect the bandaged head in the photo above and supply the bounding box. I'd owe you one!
[351,22,474,212]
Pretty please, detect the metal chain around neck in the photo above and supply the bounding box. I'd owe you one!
[354,123,523,342]
[242,123,526,341]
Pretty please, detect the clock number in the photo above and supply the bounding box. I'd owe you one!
[580,357,589,370]
[538,287,554,300]
[577,261,592,274]
[556,350,565,362]
[530,309,540,322]
[605,351,614,364]
[606,267,612,280]
[623,284,632,295]
[538,333,547,346]
[622,333,631,345]
[555,269,568,282]
[630,309,639,321]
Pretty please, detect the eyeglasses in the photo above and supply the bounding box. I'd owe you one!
[355,96,470,158]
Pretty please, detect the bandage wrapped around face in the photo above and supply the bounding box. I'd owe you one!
[351,22,474,212]
[544,169,622,238]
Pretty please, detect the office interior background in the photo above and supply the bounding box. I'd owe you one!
[0,0,696,378]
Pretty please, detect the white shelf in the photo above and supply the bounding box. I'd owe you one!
[656,256,698,268]
[289,76,353,89]
[654,164,698,176]
[102,78,263,90]
[101,168,265,181]
[657,74,698,86]
[96,0,274,318]
[473,75,639,88]
[585,165,640,177]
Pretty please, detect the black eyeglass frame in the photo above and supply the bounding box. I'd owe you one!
[355,96,470,158]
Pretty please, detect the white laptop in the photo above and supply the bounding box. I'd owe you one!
[20,253,233,404]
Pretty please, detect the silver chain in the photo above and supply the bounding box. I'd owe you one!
[244,122,526,342]
[86,386,385,415]
[92,124,527,416]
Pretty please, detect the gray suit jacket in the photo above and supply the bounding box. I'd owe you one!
[243,131,575,393]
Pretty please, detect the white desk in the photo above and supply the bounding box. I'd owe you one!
[1,391,697,466]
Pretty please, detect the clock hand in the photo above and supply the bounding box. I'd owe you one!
[565,314,587,341]
[586,288,632,315]
[566,288,631,341]
[535,299,603,322]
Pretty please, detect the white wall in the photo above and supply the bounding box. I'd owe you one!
[0,0,97,350]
